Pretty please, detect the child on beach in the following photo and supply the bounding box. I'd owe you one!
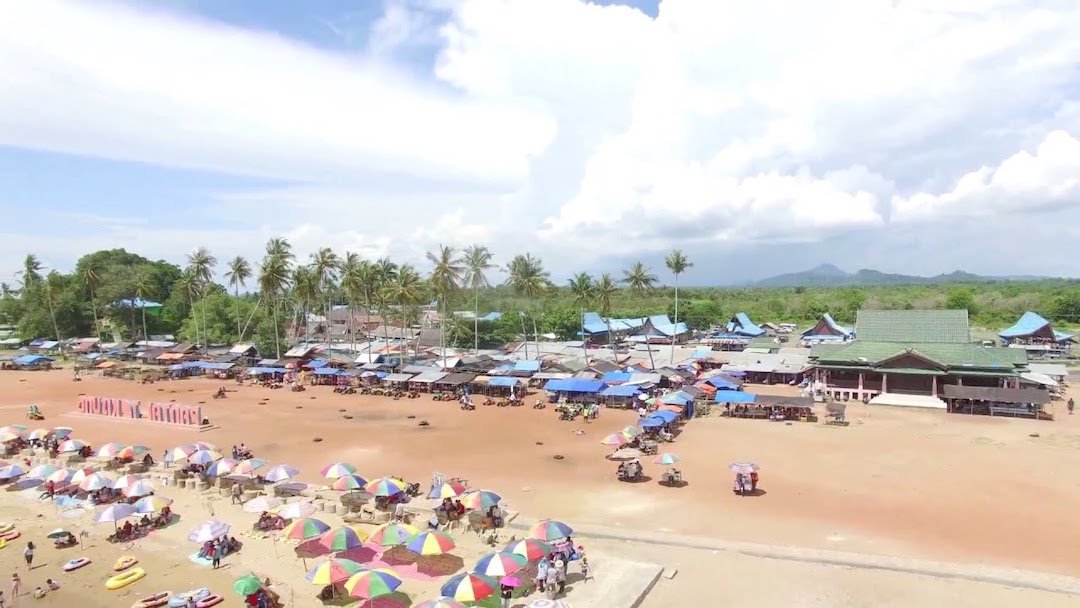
[580,556,590,582]
[11,574,20,599]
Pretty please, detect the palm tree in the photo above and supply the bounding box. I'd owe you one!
[594,273,619,360]
[81,260,103,340]
[310,247,340,341]
[426,245,464,367]
[133,273,156,343]
[462,245,496,355]
[43,272,62,344]
[224,256,251,342]
[385,264,425,369]
[622,261,658,297]
[17,254,44,290]
[291,266,320,344]
[568,272,594,360]
[339,252,362,354]
[665,249,693,364]
[186,247,217,352]
[505,253,551,358]
[374,257,398,351]
[259,240,294,358]
[175,269,200,345]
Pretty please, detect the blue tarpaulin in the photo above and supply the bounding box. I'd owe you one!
[313,368,340,375]
[661,392,691,406]
[640,417,665,428]
[489,376,523,387]
[544,378,606,393]
[247,367,285,375]
[601,372,632,383]
[707,376,740,390]
[513,360,541,372]
[13,354,51,365]
[714,391,756,403]
[306,359,329,369]
[601,385,641,397]
[652,410,680,423]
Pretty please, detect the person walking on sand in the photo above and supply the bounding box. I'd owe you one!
[1068,398,1074,415]
[535,557,549,593]
[23,543,33,569]
[231,483,243,505]
[580,556,590,582]
[544,566,557,599]
[212,541,223,569]
[11,573,20,600]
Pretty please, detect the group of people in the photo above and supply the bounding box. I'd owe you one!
[5,568,61,605]
[254,511,285,531]
[197,536,241,568]
[617,459,644,481]
[733,471,759,496]
[231,444,253,460]
[533,542,588,602]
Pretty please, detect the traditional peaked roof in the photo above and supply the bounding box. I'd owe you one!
[581,312,647,335]
[855,309,969,344]
[632,315,690,338]
[802,313,852,339]
[725,313,765,337]
[999,311,1074,343]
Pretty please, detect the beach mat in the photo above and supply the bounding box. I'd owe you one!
[187,552,213,567]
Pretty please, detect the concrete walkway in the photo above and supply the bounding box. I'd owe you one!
[507,520,1080,597]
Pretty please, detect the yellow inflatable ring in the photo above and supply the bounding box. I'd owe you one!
[0,538,6,550]
[106,567,146,590]
[114,556,138,571]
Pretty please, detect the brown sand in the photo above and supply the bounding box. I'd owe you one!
[2,370,1080,604]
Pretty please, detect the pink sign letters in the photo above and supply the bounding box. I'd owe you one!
[77,396,141,419]
[76,396,203,426]
[147,402,203,426]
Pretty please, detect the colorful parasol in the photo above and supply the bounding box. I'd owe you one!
[205,458,239,477]
[474,551,527,577]
[242,496,282,514]
[503,538,554,561]
[275,501,317,520]
[331,474,368,491]
[52,426,74,439]
[58,439,88,453]
[439,572,498,602]
[320,462,356,479]
[343,568,403,600]
[69,467,98,485]
[621,426,643,438]
[134,495,173,513]
[165,445,197,462]
[232,458,266,475]
[316,526,369,553]
[0,464,26,479]
[95,442,127,458]
[188,520,230,543]
[45,468,73,484]
[729,462,759,474]
[0,430,20,442]
[414,600,468,608]
[78,471,115,491]
[364,476,406,497]
[282,517,331,541]
[368,522,419,547]
[306,558,365,586]
[122,479,155,498]
[232,574,262,597]
[27,463,60,479]
[264,464,299,483]
[113,474,144,490]
[0,424,27,435]
[528,519,573,542]
[95,503,136,524]
[188,449,223,465]
[654,453,680,465]
[431,480,469,499]
[404,530,456,556]
[25,428,49,441]
[118,445,151,460]
[600,433,629,446]
[459,490,502,511]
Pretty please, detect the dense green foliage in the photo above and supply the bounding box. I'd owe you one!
[3,244,1078,353]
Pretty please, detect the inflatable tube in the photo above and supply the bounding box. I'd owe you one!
[0,539,6,550]
[132,591,172,608]
[106,567,146,590]
[195,594,223,608]
[114,556,138,571]
[168,588,209,608]
[63,558,91,572]
[0,523,13,534]
[0,530,19,541]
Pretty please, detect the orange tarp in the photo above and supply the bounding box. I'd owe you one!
[95,361,118,369]
[660,404,683,413]
[156,353,183,361]
[693,382,717,394]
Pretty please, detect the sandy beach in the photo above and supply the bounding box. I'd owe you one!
[3,370,1080,606]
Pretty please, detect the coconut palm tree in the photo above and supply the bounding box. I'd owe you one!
[426,245,464,367]
[309,248,340,356]
[259,241,294,358]
[462,245,496,355]
[341,257,381,362]
[42,272,62,344]
[175,269,200,345]
[568,272,594,360]
[665,249,693,363]
[186,247,217,353]
[224,256,251,341]
[339,252,362,353]
[133,273,156,344]
[622,261,657,297]
[593,273,619,360]
[81,260,103,340]
[384,264,425,369]
[505,253,551,358]
[291,266,320,344]
[17,254,44,290]
[374,257,398,350]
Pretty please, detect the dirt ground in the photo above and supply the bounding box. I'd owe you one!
[3,368,1079,580]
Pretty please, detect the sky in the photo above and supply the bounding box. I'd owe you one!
[2,0,1080,287]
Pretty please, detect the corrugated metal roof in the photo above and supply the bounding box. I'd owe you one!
[856,309,969,343]
[411,370,447,383]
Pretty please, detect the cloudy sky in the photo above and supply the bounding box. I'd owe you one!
[2,0,1079,286]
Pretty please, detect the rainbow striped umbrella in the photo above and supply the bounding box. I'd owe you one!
[0,424,26,435]
[0,430,20,442]
[0,464,26,479]
[123,479,155,498]
[25,428,49,441]
[232,458,266,475]
[165,445,197,462]
[46,468,73,484]
[439,572,498,602]
[113,474,144,490]
[95,442,127,458]
[78,471,115,491]
[459,490,502,510]
[474,551,527,577]
[654,453,680,465]
[205,458,239,477]
[343,568,402,600]
[503,538,554,561]
[58,439,88,453]
[364,476,406,497]
[320,462,356,479]
[431,480,468,499]
[264,464,298,483]
[414,601,468,608]
[316,526,369,553]
[305,558,364,586]
[528,519,573,542]
[69,467,98,485]
[27,463,60,479]
[600,433,629,446]
[118,445,151,460]
[192,441,217,451]
[405,530,456,556]
[331,474,368,491]
[52,427,74,439]
[282,517,331,540]
[188,449,223,465]
[134,495,173,513]
[368,522,418,547]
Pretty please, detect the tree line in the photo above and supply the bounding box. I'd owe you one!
[3,241,1079,358]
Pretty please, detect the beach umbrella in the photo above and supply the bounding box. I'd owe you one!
[331,474,368,491]
[0,464,26,479]
[282,517,331,541]
[501,575,521,587]
[364,476,406,497]
[78,471,114,491]
[608,447,642,461]
[414,601,468,608]
[69,467,98,485]
[114,474,144,490]
[192,441,217,451]
[232,458,266,475]
[123,479,155,498]
[528,519,573,542]
[621,425,643,438]
[524,600,571,608]
[0,424,26,435]
[117,444,151,460]
[242,496,282,514]
[344,568,402,601]
[459,490,502,511]
[0,430,21,442]
[46,468,73,484]
[655,453,680,465]
[316,526,368,553]
[320,462,356,479]
[232,574,262,597]
[474,551,527,577]
[306,558,364,586]
[205,458,239,477]
[600,433,629,447]
[504,538,554,561]
[368,522,419,547]
[405,530,456,556]
[26,428,49,441]
[275,501,317,519]
[58,439,88,453]
[165,445,197,462]
[27,463,60,479]
[188,449,223,465]
[95,442,127,458]
[52,426,74,439]
[188,520,231,543]
[134,495,173,513]
[729,462,759,474]
[95,503,136,525]
[439,572,498,602]
[264,464,299,483]
[46,528,71,539]
[431,480,469,499]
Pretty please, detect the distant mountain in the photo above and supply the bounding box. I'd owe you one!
[754,264,1055,287]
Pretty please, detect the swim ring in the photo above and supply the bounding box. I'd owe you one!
[114,556,138,571]
[195,594,223,608]
[106,567,146,590]
[0,530,20,541]
[63,557,91,571]
[132,591,172,608]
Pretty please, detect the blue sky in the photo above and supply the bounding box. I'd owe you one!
[2,0,1079,285]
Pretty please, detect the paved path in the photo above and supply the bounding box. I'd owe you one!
[506,520,1080,597]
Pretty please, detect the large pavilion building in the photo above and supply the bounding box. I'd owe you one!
[809,309,1031,409]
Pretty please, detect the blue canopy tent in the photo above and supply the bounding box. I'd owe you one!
[715,391,756,404]
[661,391,692,406]
[640,417,665,428]
[651,410,680,423]
[601,384,641,398]
[312,368,341,375]
[305,359,330,369]
[543,378,607,399]
[513,360,541,373]
[601,371,632,383]
[13,354,53,367]
[489,376,523,388]
[707,376,740,390]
